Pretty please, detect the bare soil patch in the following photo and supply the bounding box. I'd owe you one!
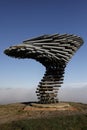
[0,102,87,125]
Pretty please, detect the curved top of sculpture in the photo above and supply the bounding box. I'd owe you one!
[4,34,83,67]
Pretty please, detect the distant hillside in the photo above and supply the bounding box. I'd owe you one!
[0,102,87,130]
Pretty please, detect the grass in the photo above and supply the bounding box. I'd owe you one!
[0,102,87,130]
[0,114,87,130]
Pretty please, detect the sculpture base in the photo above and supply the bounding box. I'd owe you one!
[24,102,77,111]
[31,102,69,107]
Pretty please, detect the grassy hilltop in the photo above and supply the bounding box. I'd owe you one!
[0,102,87,130]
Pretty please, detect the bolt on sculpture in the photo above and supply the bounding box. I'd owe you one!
[4,34,83,104]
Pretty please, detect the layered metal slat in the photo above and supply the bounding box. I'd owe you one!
[36,65,65,104]
[4,33,84,104]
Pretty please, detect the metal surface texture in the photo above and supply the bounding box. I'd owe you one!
[4,34,84,104]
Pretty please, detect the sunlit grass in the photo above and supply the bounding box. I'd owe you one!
[0,102,87,130]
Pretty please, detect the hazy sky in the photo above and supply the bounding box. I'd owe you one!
[0,0,87,103]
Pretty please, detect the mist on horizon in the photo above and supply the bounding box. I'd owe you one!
[0,84,87,105]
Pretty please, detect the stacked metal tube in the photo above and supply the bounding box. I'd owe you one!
[4,34,84,104]
[36,64,65,104]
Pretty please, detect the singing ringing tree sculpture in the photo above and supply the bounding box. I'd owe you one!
[4,34,84,104]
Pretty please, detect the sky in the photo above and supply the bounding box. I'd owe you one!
[0,0,87,104]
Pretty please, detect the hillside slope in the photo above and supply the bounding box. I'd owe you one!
[0,102,87,130]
